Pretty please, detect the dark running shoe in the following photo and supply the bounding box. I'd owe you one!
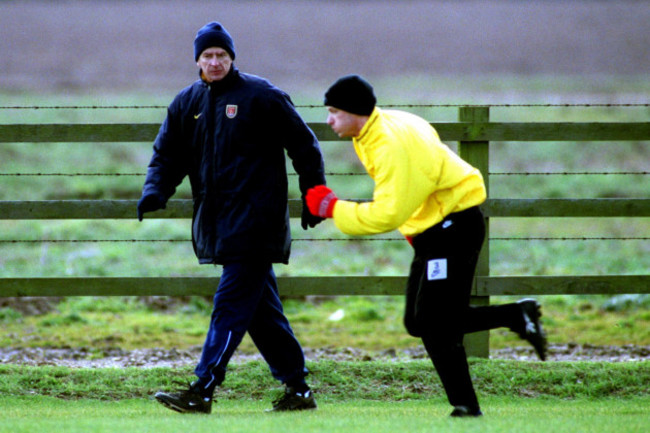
[517,299,548,361]
[154,381,212,414]
[450,405,483,418]
[268,387,317,412]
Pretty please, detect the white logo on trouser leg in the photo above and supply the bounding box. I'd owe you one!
[427,259,448,281]
[523,313,537,334]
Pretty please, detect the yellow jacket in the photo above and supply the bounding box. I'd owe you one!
[332,108,486,237]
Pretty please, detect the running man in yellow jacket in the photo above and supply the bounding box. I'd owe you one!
[306,75,547,418]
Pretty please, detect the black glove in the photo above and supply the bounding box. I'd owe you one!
[301,200,324,230]
[137,193,166,221]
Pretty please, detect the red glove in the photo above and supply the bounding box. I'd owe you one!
[306,185,338,218]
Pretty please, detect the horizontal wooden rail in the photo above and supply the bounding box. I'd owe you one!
[1,275,648,297]
[483,198,650,217]
[1,122,649,143]
[476,275,650,296]
[0,277,405,297]
[2,198,649,220]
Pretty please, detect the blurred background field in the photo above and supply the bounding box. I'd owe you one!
[0,1,648,355]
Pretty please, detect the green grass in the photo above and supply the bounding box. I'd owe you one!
[1,360,649,400]
[1,397,648,433]
[2,294,649,353]
[0,362,649,433]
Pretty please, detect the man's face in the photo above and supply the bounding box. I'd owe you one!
[197,47,232,83]
[326,107,361,138]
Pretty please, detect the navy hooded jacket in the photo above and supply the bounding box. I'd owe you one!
[141,67,325,264]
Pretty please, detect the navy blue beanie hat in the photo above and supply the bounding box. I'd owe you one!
[324,74,376,116]
[194,21,236,61]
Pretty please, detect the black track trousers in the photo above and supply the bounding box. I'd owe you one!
[404,206,520,411]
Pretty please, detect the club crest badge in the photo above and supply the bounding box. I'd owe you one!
[225,104,238,119]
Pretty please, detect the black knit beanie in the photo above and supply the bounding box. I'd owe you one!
[194,21,236,61]
[324,74,376,116]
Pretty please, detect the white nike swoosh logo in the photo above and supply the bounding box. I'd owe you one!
[194,113,203,119]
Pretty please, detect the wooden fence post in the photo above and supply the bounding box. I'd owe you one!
[458,106,491,358]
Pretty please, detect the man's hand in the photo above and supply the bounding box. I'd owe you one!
[301,200,324,230]
[137,193,166,221]
[306,185,338,218]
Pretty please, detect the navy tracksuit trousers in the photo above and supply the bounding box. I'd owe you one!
[405,206,524,412]
[194,261,307,394]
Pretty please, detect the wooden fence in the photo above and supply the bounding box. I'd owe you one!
[1,106,649,356]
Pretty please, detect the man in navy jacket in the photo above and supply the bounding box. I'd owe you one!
[138,21,325,414]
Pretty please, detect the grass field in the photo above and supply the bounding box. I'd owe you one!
[2,294,650,355]
[1,397,649,433]
[1,361,649,433]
